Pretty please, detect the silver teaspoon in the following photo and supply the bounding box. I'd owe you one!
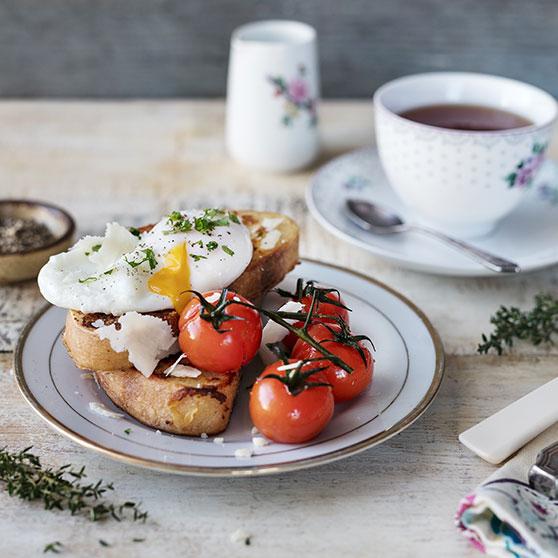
[346,199,520,273]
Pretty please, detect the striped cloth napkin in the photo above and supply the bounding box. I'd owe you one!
[456,423,558,557]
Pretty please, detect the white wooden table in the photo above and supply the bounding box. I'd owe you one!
[1,101,557,557]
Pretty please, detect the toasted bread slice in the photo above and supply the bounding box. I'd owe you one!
[64,210,299,372]
[95,360,241,436]
[63,210,299,435]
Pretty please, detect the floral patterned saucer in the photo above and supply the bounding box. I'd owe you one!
[307,147,558,276]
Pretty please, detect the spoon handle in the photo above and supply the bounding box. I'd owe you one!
[412,226,521,273]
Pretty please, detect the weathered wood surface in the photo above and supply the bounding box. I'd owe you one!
[0,100,557,557]
[0,1,557,98]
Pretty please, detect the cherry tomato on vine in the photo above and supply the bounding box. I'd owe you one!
[178,290,262,373]
[283,287,350,351]
[292,323,373,402]
[249,359,334,444]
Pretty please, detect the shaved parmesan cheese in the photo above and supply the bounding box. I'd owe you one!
[251,426,259,435]
[89,222,138,269]
[252,436,269,447]
[167,365,202,378]
[234,447,254,459]
[277,360,302,372]
[262,217,284,231]
[88,402,124,419]
[205,292,221,303]
[200,433,208,439]
[230,529,252,544]
[260,229,282,250]
[213,437,225,444]
[259,301,303,365]
[96,312,177,377]
[91,319,104,328]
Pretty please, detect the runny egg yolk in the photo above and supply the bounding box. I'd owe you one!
[147,243,192,313]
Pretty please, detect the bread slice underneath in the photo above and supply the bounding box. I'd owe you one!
[63,210,299,435]
[95,360,241,436]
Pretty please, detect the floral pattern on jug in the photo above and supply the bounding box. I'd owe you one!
[268,64,318,127]
[506,142,548,188]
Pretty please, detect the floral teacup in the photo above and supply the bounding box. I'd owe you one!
[374,73,557,238]
[226,20,319,172]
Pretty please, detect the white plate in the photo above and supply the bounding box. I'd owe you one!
[307,148,558,276]
[15,259,444,477]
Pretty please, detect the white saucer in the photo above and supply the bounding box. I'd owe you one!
[307,148,558,276]
[15,259,443,477]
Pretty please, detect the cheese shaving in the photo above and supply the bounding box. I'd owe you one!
[259,301,303,365]
[260,229,282,250]
[234,447,254,459]
[96,311,177,377]
[88,402,124,419]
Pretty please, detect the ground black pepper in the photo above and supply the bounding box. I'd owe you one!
[0,216,55,254]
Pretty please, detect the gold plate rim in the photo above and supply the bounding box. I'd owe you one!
[14,258,445,477]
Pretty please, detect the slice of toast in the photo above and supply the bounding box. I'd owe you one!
[63,210,299,435]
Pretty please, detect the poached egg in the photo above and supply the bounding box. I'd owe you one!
[38,209,253,315]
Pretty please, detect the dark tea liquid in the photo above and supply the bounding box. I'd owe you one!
[399,104,533,131]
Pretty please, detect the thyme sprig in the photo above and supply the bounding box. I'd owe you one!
[478,293,558,355]
[0,447,148,523]
[318,317,375,366]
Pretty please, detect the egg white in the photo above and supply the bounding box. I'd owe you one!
[38,210,253,314]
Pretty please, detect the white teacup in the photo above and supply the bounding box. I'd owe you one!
[226,20,320,172]
[374,72,557,238]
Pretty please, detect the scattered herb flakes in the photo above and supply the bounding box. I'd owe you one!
[104,268,114,276]
[124,428,131,435]
[44,541,63,554]
[125,248,158,270]
[164,211,193,234]
[78,276,98,284]
[206,240,218,251]
[191,254,207,262]
[129,227,141,238]
[222,245,234,257]
[0,447,148,523]
[99,540,111,547]
[478,293,558,355]
[190,239,203,248]
[132,538,146,543]
[229,212,240,224]
[92,244,102,252]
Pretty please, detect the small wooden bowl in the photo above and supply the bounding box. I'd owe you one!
[0,200,75,284]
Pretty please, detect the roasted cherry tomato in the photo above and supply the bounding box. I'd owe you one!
[178,290,262,373]
[283,288,350,351]
[249,359,334,444]
[292,323,373,402]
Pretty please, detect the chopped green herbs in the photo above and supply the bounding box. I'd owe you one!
[222,245,234,257]
[129,227,141,238]
[85,243,102,256]
[191,254,207,262]
[190,239,203,248]
[98,540,111,547]
[78,276,98,284]
[164,209,239,236]
[0,447,148,522]
[132,538,146,543]
[125,248,157,270]
[206,241,218,251]
[44,542,63,554]
[104,268,114,276]
[478,294,558,355]
[164,211,193,234]
[124,428,131,435]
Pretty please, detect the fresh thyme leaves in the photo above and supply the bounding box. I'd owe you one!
[478,294,558,355]
[78,276,98,284]
[44,541,63,554]
[99,540,111,547]
[125,248,157,270]
[164,209,239,235]
[222,245,234,256]
[191,254,207,262]
[191,239,203,248]
[206,240,218,251]
[133,538,146,543]
[0,447,148,523]
[129,227,141,238]
[124,428,131,435]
